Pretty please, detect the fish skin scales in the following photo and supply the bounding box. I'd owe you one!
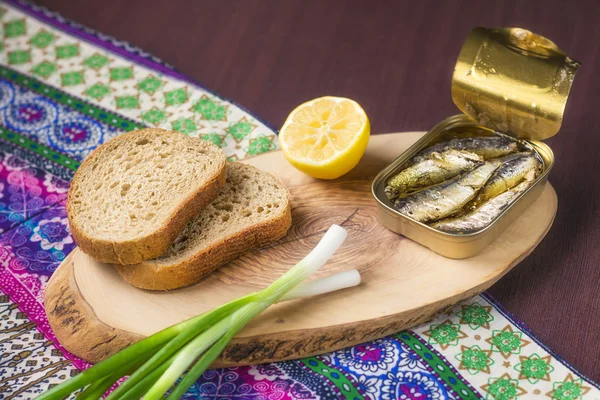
[393,160,502,223]
[385,149,482,199]
[477,152,542,202]
[431,180,532,233]
[413,136,518,163]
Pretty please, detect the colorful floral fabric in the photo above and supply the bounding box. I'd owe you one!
[0,1,598,399]
[0,0,276,162]
[0,77,122,161]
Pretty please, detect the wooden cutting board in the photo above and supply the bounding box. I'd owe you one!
[45,131,557,366]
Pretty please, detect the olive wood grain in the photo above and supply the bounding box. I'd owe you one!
[44,131,557,365]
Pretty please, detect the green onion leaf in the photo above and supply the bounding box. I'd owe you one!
[36,225,352,400]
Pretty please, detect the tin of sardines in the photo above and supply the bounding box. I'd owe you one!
[372,27,580,258]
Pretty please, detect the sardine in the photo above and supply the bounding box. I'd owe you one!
[430,180,533,233]
[385,150,482,199]
[476,152,542,202]
[413,136,518,162]
[393,160,502,223]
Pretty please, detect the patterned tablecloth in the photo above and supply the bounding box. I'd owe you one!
[0,1,598,399]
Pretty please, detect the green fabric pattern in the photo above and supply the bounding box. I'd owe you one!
[397,331,481,399]
[0,65,144,132]
[0,126,79,171]
[300,357,364,400]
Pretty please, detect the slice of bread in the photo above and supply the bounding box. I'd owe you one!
[67,128,226,265]
[114,163,292,290]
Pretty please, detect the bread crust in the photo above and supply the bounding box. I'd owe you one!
[67,129,226,265]
[114,169,292,290]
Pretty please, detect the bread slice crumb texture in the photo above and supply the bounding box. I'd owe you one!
[115,163,292,290]
[67,128,226,264]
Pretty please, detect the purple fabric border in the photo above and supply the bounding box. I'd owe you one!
[6,0,279,134]
[480,292,600,390]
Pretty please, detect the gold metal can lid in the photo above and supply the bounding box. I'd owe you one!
[452,27,580,140]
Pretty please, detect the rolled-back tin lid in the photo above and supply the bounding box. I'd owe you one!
[452,27,580,140]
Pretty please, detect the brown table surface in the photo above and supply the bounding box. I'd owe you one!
[35,0,600,381]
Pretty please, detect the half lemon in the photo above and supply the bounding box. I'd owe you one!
[279,96,370,179]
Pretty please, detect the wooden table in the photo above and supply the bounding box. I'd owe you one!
[35,0,600,381]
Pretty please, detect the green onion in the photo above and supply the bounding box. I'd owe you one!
[38,225,353,400]
[75,375,117,400]
[282,269,361,301]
